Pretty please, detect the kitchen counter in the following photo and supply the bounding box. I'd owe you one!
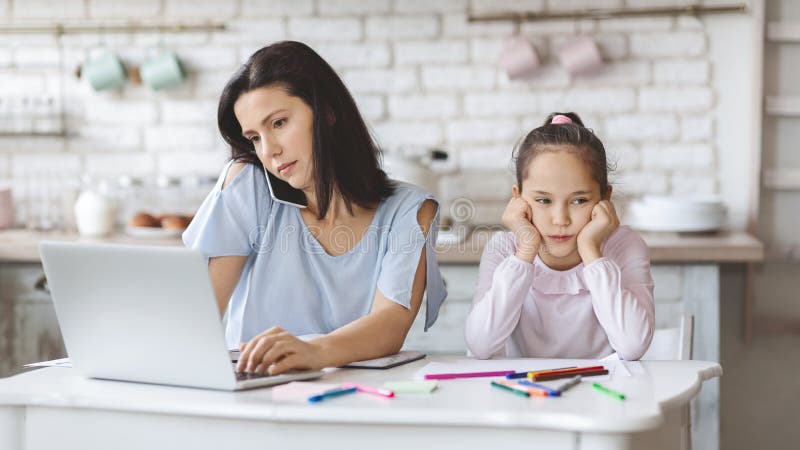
[0,227,764,264]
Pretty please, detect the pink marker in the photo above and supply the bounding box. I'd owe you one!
[342,383,395,398]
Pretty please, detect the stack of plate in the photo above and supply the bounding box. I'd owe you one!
[627,196,726,232]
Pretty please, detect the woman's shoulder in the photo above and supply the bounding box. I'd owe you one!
[381,180,437,216]
[216,160,268,196]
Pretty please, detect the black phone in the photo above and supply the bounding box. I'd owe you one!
[263,167,308,208]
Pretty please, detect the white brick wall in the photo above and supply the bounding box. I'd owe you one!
[395,0,468,14]
[344,68,417,93]
[316,43,391,68]
[161,100,218,125]
[144,126,219,152]
[388,94,458,119]
[365,17,438,39]
[464,93,537,117]
[630,31,706,58]
[88,0,160,18]
[654,60,710,85]
[606,114,681,141]
[0,0,722,228]
[84,101,158,126]
[289,18,363,41]
[422,66,495,90]
[372,121,442,148]
[642,143,714,169]
[164,0,239,18]
[639,87,713,112]
[241,0,314,16]
[318,0,390,15]
[395,41,468,65]
[13,0,86,19]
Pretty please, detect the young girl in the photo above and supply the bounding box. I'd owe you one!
[464,112,654,361]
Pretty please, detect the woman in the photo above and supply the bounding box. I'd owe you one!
[183,41,447,376]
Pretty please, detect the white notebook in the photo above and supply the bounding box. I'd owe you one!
[341,351,426,369]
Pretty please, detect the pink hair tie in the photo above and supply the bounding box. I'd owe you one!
[551,114,573,125]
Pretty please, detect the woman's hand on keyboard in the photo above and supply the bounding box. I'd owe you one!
[235,327,323,375]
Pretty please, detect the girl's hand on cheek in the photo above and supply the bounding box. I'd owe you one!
[502,194,541,263]
[576,200,620,265]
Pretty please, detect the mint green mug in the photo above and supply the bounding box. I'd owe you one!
[139,52,186,91]
[82,53,127,91]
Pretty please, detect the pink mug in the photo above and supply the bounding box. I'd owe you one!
[557,35,603,76]
[499,35,541,79]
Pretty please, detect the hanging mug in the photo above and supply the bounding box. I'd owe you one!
[139,51,186,91]
[81,52,127,91]
[498,35,541,79]
[557,35,603,76]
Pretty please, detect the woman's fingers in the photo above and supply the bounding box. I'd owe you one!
[269,353,301,376]
[256,340,293,375]
[236,327,284,372]
[246,335,282,372]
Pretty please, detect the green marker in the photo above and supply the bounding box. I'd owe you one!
[491,381,530,397]
[591,382,626,401]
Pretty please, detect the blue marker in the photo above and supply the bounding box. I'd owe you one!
[308,386,358,403]
[517,380,561,396]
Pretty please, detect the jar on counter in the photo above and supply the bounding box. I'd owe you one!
[74,177,116,237]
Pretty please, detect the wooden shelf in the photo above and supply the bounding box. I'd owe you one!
[767,22,800,42]
[765,96,800,116]
[763,168,800,190]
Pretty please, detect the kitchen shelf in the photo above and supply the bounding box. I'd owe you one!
[762,168,800,190]
[0,20,225,35]
[468,4,746,23]
[764,96,800,116]
[767,21,800,42]
[0,131,66,137]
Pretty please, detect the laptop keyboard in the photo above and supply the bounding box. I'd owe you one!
[235,371,273,381]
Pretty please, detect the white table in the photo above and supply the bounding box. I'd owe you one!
[0,357,721,450]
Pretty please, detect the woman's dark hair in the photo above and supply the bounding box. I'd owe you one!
[218,40,394,219]
[512,112,612,196]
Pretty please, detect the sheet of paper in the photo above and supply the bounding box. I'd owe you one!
[383,381,437,394]
[271,381,340,401]
[23,357,72,368]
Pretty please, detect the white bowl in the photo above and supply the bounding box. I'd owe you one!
[628,196,726,232]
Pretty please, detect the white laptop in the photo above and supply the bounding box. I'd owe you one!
[39,241,324,391]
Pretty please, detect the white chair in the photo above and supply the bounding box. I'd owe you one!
[640,314,695,450]
[642,314,694,360]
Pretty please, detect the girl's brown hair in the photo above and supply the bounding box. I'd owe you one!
[512,112,612,196]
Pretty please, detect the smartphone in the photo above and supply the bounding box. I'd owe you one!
[263,166,308,208]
